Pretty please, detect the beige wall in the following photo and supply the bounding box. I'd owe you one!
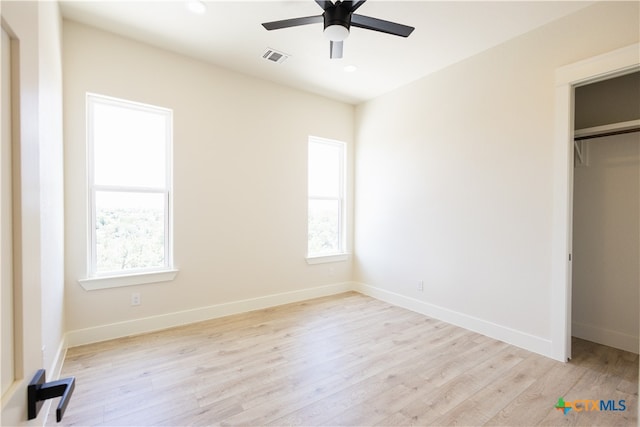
[63,21,354,336]
[572,132,639,353]
[354,1,639,355]
[59,1,639,360]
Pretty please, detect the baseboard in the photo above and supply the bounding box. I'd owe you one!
[49,334,67,378]
[65,282,354,347]
[65,281,557,360]
[353,282,554,359]
[572,321,639,354]
[40,335,67,426]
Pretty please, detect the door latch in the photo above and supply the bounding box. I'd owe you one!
[27,369,75,422]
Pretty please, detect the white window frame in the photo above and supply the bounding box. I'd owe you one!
[306,136,349,264]
[79,93,177,290]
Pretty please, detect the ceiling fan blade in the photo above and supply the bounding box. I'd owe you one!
[315,0,334,10]
[342,0,366,13]
[351,14,414,37]
[262,15,323,31]
[330,40,343,59]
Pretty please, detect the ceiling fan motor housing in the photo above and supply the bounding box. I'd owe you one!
[261,0,415,58]
[323,3,351,41]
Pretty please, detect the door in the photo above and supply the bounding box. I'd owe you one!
[554,44,639,362]
[1,2,49,424]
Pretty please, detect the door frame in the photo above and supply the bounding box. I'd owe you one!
[1,2,46,424]
[551,43,640,362]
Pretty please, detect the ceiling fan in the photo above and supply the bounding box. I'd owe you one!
[261,0,414,59]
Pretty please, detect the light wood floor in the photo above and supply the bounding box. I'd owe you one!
[48,292,638,426]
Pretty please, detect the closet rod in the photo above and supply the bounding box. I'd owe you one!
[574,126,640,141]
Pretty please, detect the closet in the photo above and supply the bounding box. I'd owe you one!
[572,71,640,353]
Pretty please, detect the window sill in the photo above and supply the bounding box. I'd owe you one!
[306,253,350,265]
[78,269,179,291]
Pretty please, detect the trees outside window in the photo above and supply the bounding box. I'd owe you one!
[87,94,173,276]
[308,137,346,257]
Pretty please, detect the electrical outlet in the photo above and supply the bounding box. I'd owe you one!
[131,292,141,306]
[417,281,424,292]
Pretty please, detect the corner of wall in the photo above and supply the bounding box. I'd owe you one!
[353,282,556,360]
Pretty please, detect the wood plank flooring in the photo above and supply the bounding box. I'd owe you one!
[47,292,638,426]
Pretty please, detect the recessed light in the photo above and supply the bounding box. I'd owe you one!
[186,0,206,15]
[344,65,357,73]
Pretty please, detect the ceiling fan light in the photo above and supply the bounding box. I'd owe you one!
[324,24,349,41]
[186,0,207,15]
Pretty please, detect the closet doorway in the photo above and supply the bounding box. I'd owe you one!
[571,71,640,354]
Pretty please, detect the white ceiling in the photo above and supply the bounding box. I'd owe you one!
[60,0,594,104]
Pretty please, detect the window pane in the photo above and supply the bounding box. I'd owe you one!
[308,199,340,256]
[95,191,165,273]
[308,142,341,198]
[93,102,167,188]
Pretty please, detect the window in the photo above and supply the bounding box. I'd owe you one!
[85,94,174,285]
[308,136,346,260]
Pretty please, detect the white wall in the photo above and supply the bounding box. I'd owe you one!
[0,1,65,424]
[572,132,639,353]
[63,21,354,341]
[354,1,639,358]
[38,0,66,381]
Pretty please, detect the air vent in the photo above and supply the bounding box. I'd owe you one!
[262,48,289,64]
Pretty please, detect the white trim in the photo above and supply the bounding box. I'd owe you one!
[308,136,347,257]
[66,282,353,347]
[553,43,640,362]
[572,322,639,355]
[41,336,68,426]
[86,92,173,114]
[354,282,553,358]
[555,44,640,88]
[49,335,67,380]
[305,253,350,264]
[86,93,174,277]
[78,269,179,290]
[65,280,560,360]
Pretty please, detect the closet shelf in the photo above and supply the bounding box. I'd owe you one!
[574,119,640,167]
[575,119,640,140]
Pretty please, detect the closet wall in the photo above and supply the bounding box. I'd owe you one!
[575,72,640,128]
[572,71,640,353]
